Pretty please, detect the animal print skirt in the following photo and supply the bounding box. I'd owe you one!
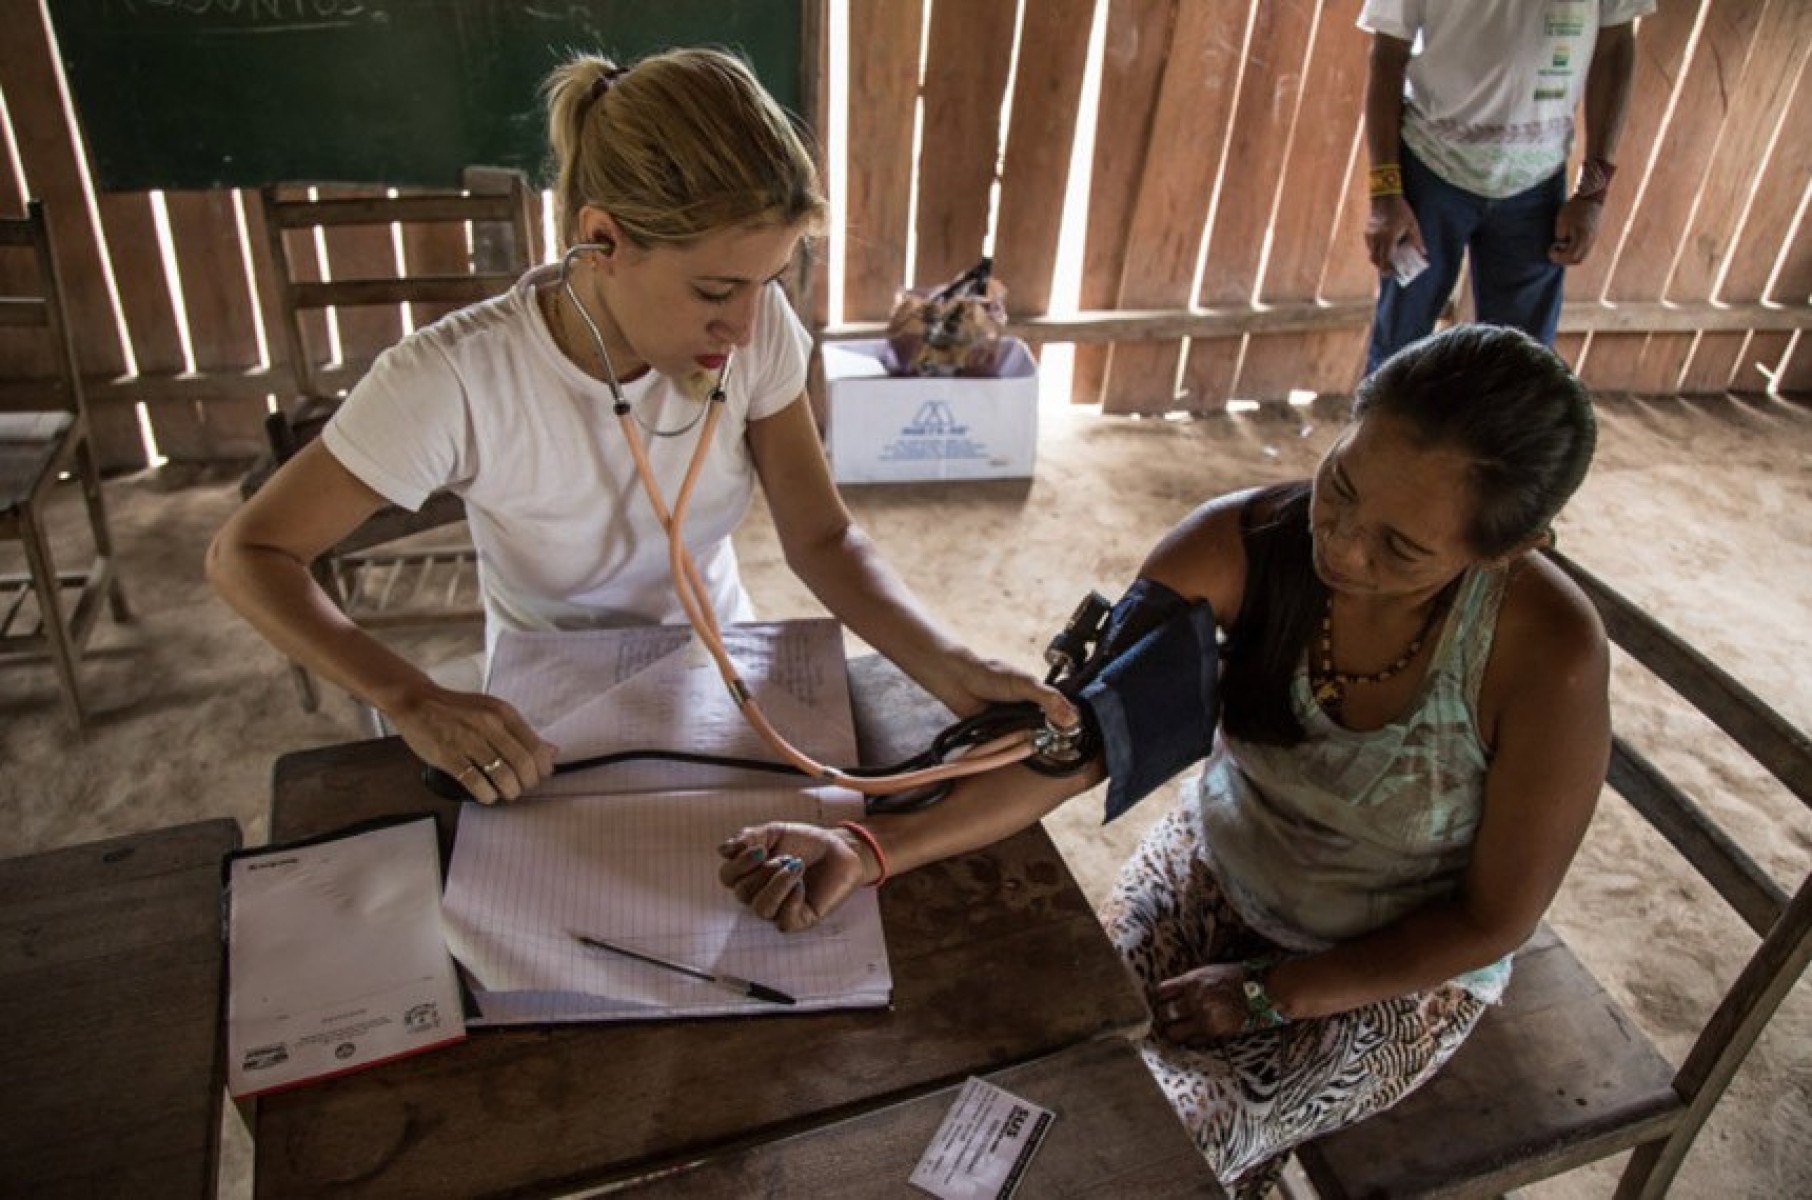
[1098,803,1488,1198]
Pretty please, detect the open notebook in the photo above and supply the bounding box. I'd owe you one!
[440,620,892,1024]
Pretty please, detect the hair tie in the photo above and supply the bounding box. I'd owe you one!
[588,65,630,105]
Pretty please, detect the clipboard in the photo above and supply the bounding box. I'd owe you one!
[223,814,467,1098]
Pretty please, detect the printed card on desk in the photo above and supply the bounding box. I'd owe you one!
[910,1077,1055,1200]
[225,815,465,1098]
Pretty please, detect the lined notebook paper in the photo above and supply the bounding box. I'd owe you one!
[485,621,859,797]
[442,621,891,1024]
[442,786,889,1022]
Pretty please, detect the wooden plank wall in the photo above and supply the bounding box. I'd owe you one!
[1232,2,1372,406]
[2,0,1809,472]
[1072,0,1180,407]
[1103,0,1249,416]
[1184,0,1322,412]
[828,0,1812,414]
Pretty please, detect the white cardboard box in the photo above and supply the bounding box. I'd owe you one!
[823,338,1038,483]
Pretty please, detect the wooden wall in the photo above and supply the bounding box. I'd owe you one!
[835,0,1812,415]
[2,0,1808,472]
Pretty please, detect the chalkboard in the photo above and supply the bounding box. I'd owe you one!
[50,0,805,191]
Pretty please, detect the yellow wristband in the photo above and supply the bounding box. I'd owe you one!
[1369,163,1404,198]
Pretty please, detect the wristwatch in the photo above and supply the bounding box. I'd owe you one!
[1240,962,1289,1032]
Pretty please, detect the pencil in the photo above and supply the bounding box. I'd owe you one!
[570,930,797,1006]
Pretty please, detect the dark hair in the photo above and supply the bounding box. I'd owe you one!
[1357,324,1596,557]
[1221,325,1596,746]
[1220,481,1320,746]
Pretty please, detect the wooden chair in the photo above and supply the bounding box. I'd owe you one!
[0,200,129,726]
[1294,549,1812,1199]
[251,170,536,710]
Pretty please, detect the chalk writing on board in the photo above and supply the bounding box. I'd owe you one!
[100,0,389,28]
[57,0,804,190]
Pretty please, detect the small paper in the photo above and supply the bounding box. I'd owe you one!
[910,1077,1055,1200]
[1390,240,1430,286]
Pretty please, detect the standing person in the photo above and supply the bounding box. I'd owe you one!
[720,325,1610,1197]
[1361,0,1651,370]
[208,48,1070,804]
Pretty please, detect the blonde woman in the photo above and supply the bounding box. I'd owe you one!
[210,49,1069,802]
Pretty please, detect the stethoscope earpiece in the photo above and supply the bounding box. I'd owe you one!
[555,242,719,437]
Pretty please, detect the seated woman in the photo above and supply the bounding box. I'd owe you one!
[207,47,1066,804]
[719,324,1610,1196]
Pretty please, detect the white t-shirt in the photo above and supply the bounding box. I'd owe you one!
[323,265,811,660]
[1360,0,1654,198]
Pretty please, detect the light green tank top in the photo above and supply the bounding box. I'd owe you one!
[1196,566,1513,1002]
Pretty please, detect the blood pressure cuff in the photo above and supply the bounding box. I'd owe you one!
[1067,579,1221,824]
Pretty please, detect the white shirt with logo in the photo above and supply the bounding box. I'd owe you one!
[1360,0,1655,198]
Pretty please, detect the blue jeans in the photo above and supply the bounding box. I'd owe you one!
[1366,145,1567,372]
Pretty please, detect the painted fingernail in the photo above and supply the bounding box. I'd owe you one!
[748,846,767,864]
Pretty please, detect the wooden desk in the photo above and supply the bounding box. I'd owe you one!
[255,657,1149,1198]
[0,818,241,1198]
[612,1039,1227,1198]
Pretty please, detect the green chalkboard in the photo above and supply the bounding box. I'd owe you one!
[50,0,805,191]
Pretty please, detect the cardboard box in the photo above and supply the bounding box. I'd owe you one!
[823,339,1038,483]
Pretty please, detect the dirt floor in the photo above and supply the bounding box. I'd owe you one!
[3,387,1808,1197]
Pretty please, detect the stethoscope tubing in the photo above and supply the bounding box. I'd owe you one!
[422,701,1043,811]
[547,247,1042,798]
[622,400,1039,794]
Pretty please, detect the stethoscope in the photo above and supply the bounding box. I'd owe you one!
[422,245,1064,811]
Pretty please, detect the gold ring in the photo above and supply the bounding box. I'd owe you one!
[483,757,505,775]
[455,764,478,780]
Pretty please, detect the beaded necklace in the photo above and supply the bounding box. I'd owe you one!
[1311,588,1450,718]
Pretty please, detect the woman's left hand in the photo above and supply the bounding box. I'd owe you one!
[718,821,867,933]
[1153,963,1251,1046]
[943,653,1079,729]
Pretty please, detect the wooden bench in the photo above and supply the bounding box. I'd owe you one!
[1295,549,1812,1198]
[609,1039,1228,1198]
[0,819,241,1197]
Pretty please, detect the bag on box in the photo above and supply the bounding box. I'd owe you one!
[885,258,1007,378]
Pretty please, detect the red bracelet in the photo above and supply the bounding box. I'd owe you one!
[837,820,889,888]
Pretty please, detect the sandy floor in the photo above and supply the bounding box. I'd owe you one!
[3,388,1807,1197]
